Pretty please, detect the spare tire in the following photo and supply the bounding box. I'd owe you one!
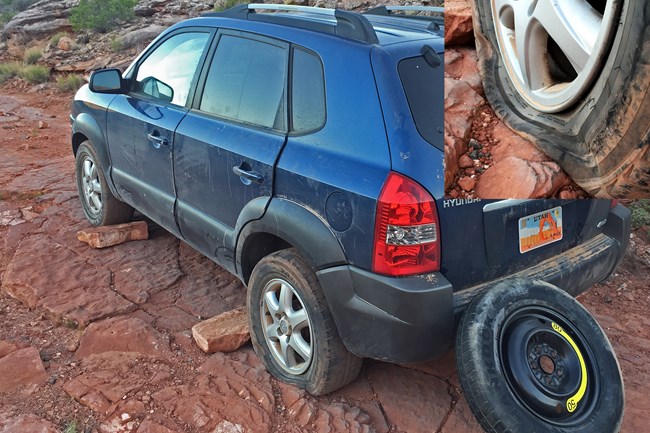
[456,279,624,433]
[472,0,650,198]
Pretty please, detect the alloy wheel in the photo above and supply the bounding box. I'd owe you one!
[81,155,103,215]
[491,0,620,112]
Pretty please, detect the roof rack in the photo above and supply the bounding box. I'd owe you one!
[203,3,379,45]
[364,5,444,31]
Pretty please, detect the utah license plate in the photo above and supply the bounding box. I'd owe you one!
[518,206,563,254]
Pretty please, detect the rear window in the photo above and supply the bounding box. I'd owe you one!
[398,54,443,148]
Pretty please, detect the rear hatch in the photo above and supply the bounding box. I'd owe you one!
[437,199,613,290]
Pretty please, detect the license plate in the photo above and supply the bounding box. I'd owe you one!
[519,206,563,253]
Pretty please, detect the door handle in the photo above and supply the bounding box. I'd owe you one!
[147,132,169,148]
[233,165,264,185]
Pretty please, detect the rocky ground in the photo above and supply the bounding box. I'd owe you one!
[1,83,649,433]
[443,0,589,200]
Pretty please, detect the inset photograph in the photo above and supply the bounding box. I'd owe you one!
[445,0,650,199]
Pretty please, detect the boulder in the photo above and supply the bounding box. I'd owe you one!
[192,307,250,353]
[57,36,74,51]
[77,221,149,249]
[445,0,474,46]
[119,25,167,49]
[0,414,60,433]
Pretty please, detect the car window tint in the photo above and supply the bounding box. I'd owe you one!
[291,48,325,133]
[135,32,210,106]
[200,35,288,130]
[398,53,444,148]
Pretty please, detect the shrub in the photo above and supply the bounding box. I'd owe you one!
[110,36,124,52]
[630,200,650,229]
[0,62,22,83]
[49,32,69,46]
[69,0,137,33]
[56,74,84,92]
[213,0,246,12]
[19,65,50,83]
[23,47,42,64]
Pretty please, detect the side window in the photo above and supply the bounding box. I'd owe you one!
[291,48,326,133]
[200,34,288,130]
[134,32,210,106]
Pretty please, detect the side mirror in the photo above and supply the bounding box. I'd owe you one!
[89,68,126,94]
[140,76,174,103]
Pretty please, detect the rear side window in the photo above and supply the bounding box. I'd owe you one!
[200,35,288,130]
[291,49,326,133]
[398,53,444,148]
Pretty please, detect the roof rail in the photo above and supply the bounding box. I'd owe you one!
[203,3,379,45]
[364,5,444,31]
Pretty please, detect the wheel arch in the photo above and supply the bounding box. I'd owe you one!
[236,198,347,284]
[72,113,120,198]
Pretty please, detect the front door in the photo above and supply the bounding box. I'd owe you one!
[174,30,290,264]
[107,30,212,235]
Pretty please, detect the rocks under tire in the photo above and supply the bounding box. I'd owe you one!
[75,141,134,226]
[248,248,362,396]
[472,0,650,198]
[456,279,624,433]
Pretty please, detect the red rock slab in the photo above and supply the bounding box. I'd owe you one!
[76,316,171,359]
[0,413,60,433]
[192,306,250,354]
[440,398,483,433]
[0,347,48,393]
[475,156,570,199]
[2,234,136,327]
[445,0,475,46]
[367,362,452,433]
[77,221,149,249]
[0,340,29,358]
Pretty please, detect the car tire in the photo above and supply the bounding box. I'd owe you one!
[247,248,362,396]
[75,141,134,226]
[472,0,650,198]
[456,279,624,433]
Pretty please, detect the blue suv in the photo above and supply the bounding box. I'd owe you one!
[72,5,630,432]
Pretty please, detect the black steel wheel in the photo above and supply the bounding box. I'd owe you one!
[456,279,624,433]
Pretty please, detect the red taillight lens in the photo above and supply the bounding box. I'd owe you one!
[610,199,619,208]
[372,172,440,276]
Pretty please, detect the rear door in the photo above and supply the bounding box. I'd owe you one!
[173,30,289,263]
[437,199,612,290]
[107,29,212,236]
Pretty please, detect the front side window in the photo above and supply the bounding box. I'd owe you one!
[200,34,288,130]
[135,32,210,106]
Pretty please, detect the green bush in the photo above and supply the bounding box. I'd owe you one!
[19,65,50,83]
[23,47,42,64]
[56,74,84,92]
[630,200,650,229]
[49,32,69,46]
[69,0,137,33]
[110,36,124,52]
[0,62,22,83]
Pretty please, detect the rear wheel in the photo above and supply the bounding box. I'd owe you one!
[472,0,650,197]
[247,248,362,395]
[75,141,133,226]
[456,279,624,433]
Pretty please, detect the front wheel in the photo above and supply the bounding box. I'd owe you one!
[247,248,362,396]
[75,141,133,226]
[456,279,624,433]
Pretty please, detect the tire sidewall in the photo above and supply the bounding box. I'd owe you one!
[457,280,624,433]
[473,0,650,183]
[247,254,330,394]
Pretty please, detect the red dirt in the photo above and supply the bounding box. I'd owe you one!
[1,84,648,433]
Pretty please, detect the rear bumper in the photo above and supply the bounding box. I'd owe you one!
[317,204,630,364]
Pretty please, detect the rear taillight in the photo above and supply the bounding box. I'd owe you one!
[372,172,440,276]
[610,199,619,208]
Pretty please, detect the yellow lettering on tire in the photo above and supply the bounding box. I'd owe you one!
[551,322,587,413]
